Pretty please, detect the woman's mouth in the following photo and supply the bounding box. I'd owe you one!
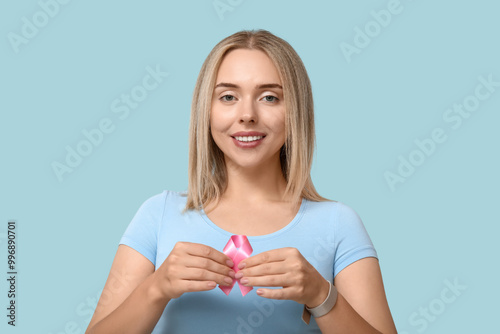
[231,135,265,148]
[233,136,264,142]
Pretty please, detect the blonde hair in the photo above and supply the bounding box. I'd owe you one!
[185,29,329,211]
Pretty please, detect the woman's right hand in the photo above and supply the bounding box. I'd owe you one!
[152,241,235,300]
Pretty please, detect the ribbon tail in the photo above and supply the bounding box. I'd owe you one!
[238,282,253,296]
[219,280,236,295]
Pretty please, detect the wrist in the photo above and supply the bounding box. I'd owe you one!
[305,278,330,308]
[148,272,171,305]
[302,279,338,325]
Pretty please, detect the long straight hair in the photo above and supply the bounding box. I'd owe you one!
[185,29,329,211]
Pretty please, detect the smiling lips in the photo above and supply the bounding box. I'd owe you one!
[234,135,264,142]
[231,132,266,148]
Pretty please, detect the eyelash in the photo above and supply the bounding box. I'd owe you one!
[262,95,279,103]
[220,95,236,102]
[219,95,279,103]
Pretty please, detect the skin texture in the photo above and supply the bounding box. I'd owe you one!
[85,49,397,334]
[210,48,286,174]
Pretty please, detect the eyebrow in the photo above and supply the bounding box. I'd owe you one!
[214,82,283,90]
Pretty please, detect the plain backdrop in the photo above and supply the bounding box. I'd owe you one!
[1,1,499,333]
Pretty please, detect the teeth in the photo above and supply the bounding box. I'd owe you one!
[235,136,263,142]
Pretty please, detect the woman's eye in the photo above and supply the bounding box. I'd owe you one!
[262,95,278,102]
[220,95,235,102]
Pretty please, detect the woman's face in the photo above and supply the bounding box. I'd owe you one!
[210,49,286,171]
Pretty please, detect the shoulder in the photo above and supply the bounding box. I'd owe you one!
[140,190,187,206]
[304,199,370,241]
[131,190,188,218]
[305,199,363,223]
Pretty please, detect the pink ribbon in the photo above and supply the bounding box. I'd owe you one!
[220,235,253,296]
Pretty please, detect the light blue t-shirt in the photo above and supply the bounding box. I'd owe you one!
[119,190,377,333]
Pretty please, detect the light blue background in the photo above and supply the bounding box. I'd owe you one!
[1,0,498,333]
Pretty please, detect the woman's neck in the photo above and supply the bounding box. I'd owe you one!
[222,158,288,204]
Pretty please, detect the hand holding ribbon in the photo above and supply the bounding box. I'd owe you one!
[234,247,329,307]
[150,242,235,300]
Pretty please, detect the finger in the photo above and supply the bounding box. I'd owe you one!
[254,287,291,300]
[179,279,219,293]
[238,248,292,269]
[238,261,288,278]
[240,274,290,288]
[181,267,234,286]
[185,255,235,277]
[178,242,233,267]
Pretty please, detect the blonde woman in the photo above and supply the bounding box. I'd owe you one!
[86,30,397,333]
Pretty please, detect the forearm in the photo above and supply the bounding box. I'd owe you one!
[315,292,387,334]
[86,273,170,334]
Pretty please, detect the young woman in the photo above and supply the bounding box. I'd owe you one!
[85,30,397,333]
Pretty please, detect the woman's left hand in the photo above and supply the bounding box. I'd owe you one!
[235,247,330,307]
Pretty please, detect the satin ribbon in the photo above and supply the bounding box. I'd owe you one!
[219,235,253,296]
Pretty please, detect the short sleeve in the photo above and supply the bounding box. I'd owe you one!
[333,202,378,277]
[119,191,167,266]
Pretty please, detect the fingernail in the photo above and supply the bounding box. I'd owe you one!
[224,277,233,284]
[228,270,235,278]
[240,277,249,284]
[235,272,243,279]
[226,260,234,267]
[238,262,246,269]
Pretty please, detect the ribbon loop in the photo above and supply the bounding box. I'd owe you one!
[219,235,253,296]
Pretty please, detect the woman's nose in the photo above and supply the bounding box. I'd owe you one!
[238,99,257,123]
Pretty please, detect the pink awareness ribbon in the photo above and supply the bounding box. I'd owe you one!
[219,235,253,296]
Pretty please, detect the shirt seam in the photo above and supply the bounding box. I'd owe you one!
[334,245,378,277]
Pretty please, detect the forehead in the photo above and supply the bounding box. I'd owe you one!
[215,49,282,85]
